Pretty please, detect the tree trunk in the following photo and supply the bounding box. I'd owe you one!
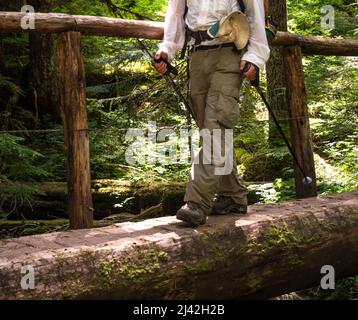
[0,191,357,300]
[27,0,61,121]
[0,35,4,74]
[283,45,317,198]
[0,0,23,73]
[57,32,93,230]
[0,1,23,114]
[266,0,289,147]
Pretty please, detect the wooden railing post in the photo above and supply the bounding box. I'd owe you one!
[57,32,93,229]
[283,45,317,198]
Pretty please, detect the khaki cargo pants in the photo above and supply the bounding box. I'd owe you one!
[184,46,248,214]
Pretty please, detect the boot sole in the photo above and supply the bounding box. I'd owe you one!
[176,210,207,227]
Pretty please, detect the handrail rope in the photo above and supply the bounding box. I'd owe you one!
[0,116,356,135]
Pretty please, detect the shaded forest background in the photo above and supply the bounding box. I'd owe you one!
[0,0,357,299]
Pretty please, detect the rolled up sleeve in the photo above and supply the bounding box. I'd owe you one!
[158,0,186,61]
[242,0,270,70]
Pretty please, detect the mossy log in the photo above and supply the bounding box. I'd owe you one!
[0,191,357,300]
[10,180,263,220]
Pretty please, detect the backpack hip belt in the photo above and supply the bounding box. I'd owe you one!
[180,27,214,59]
[191,42,237,53]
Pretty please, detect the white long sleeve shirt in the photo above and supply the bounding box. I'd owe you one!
[158,0,270,70]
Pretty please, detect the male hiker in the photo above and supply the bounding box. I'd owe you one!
[153,0,270,227]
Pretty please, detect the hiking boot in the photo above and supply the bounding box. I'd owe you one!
[211,196,247,215]
[176,202,207,227]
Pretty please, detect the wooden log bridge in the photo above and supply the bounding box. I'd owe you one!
[0,192,357,300]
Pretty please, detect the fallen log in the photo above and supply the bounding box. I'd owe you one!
[0,12,358,56]
[8,180,264,220]
[0,191,357,300]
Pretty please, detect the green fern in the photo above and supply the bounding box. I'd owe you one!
[0,134,50,219]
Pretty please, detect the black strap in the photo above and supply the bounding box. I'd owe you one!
[188,29,212,44]
[183,0,188,19]
[180,28,213,59]
[238,0,246,13]
[191,43,236,52]
[180,0,189,59]
[180,27,189,59]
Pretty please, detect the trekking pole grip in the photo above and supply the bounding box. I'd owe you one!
[243,62,260,88]
[153,55,179,76]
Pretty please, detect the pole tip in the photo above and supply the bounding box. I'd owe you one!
[303,177,313,185]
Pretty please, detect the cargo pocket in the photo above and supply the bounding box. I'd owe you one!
[216,86,240,129]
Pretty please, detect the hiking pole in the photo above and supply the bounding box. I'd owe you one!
[104,1,195,119]
[142,42,196,160]
[105,1,195,158]
[136,40,195,119]
[243,63,313,185]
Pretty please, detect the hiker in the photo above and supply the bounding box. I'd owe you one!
[153,0,270,227]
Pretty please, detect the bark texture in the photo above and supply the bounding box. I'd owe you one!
[27,0,61,120]
[266,0,289,146]
[0,191,357,300]
[57,32,93,229]
[284,45,317,198]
